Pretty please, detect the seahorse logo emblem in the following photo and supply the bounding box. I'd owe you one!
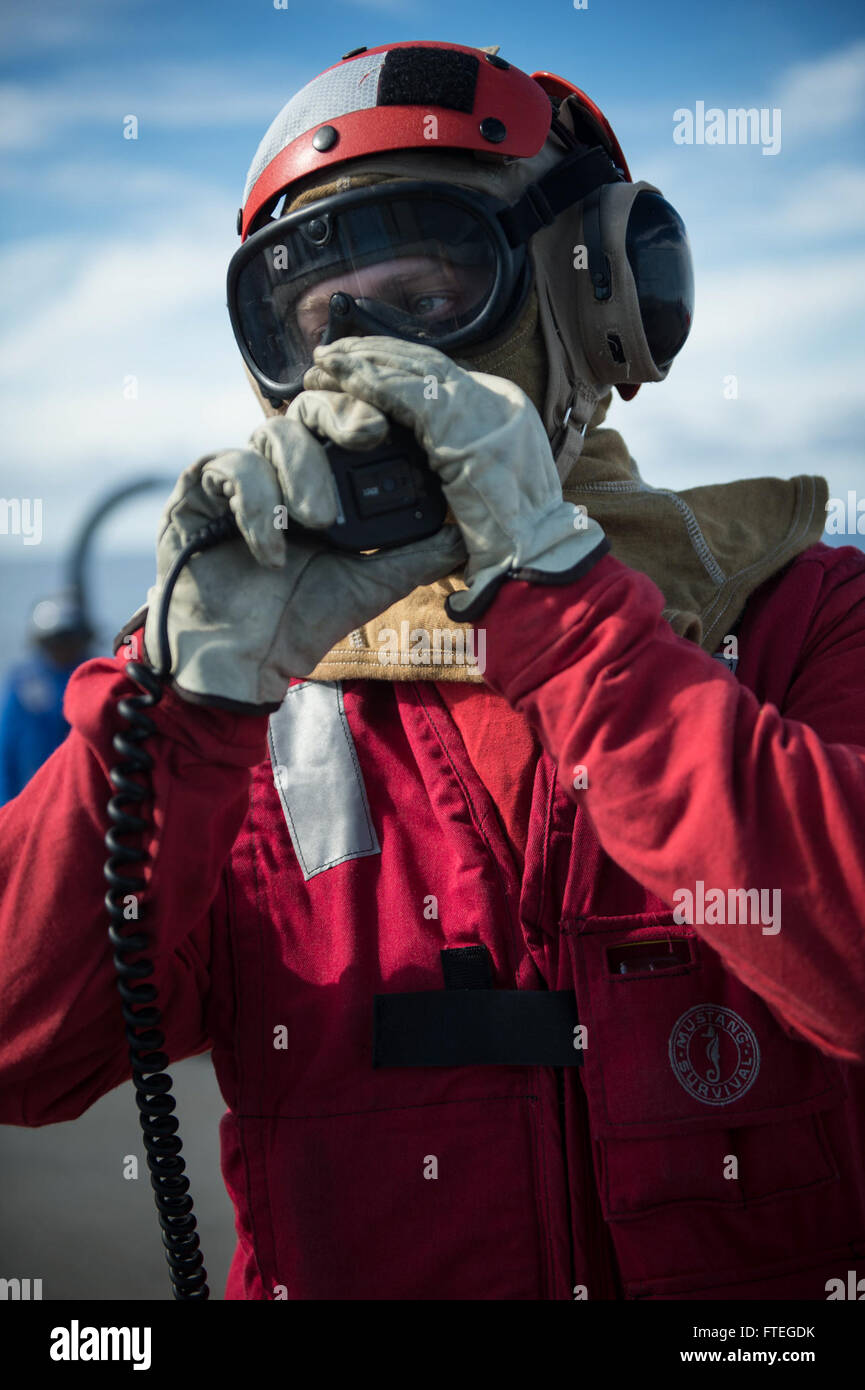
[668,1005,760,1106]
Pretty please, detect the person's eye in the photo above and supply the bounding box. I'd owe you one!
[411,293,453,317]
[298,316,328,350]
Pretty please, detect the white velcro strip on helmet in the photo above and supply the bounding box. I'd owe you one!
[243,51,389,204]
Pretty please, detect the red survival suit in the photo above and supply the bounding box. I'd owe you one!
[1,543,865,1300]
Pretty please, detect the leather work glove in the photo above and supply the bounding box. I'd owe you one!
[140,390,467,713]
[303,337,610,620]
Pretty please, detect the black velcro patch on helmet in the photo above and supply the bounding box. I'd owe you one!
[378,47,478,113]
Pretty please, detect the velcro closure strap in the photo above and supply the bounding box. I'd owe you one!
[373,988,583,1067]
[498,146,623,246]
[440,944,493,990]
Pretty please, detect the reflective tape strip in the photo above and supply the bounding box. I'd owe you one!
[243,51,389,204]
[267,680,380,880]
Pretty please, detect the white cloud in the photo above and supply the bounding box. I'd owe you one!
[0,227,233,376]
[685,251,865,350]
[770,163,865,238]
[0,1,122,57]
[614,250,865,503]
[777,39,865,138]
[0,157,237,209]
[0,187,263,551]
[0,62,305,151]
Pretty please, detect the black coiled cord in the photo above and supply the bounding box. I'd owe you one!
[103,512,239,1300]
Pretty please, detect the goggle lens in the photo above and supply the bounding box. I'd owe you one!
[232,193,503,392]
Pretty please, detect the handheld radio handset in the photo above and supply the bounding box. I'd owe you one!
[307,292,447,552]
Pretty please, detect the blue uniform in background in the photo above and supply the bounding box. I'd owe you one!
[0,654,77,804]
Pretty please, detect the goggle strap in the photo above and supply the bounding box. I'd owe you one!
[498,146,624,247]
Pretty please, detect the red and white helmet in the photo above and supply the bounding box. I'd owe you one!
[229,41,693,432]
[238,42,631,240]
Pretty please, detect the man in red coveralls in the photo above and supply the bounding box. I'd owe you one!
[2,42,864,1301]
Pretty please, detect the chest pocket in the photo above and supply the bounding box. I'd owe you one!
[267,680,380,880]
[565,911,846,1223]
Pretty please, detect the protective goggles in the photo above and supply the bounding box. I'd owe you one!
[227,180,531,404]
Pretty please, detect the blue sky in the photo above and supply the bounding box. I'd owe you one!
[1,0,864,554]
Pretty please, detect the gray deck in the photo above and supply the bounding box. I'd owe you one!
[0,1053,235,1301]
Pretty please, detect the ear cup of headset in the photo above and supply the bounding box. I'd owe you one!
[575,180,694,386]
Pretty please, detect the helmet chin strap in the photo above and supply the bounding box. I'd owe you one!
[549,395,589,461]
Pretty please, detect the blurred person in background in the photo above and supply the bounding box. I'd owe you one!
[0,593,92,804]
